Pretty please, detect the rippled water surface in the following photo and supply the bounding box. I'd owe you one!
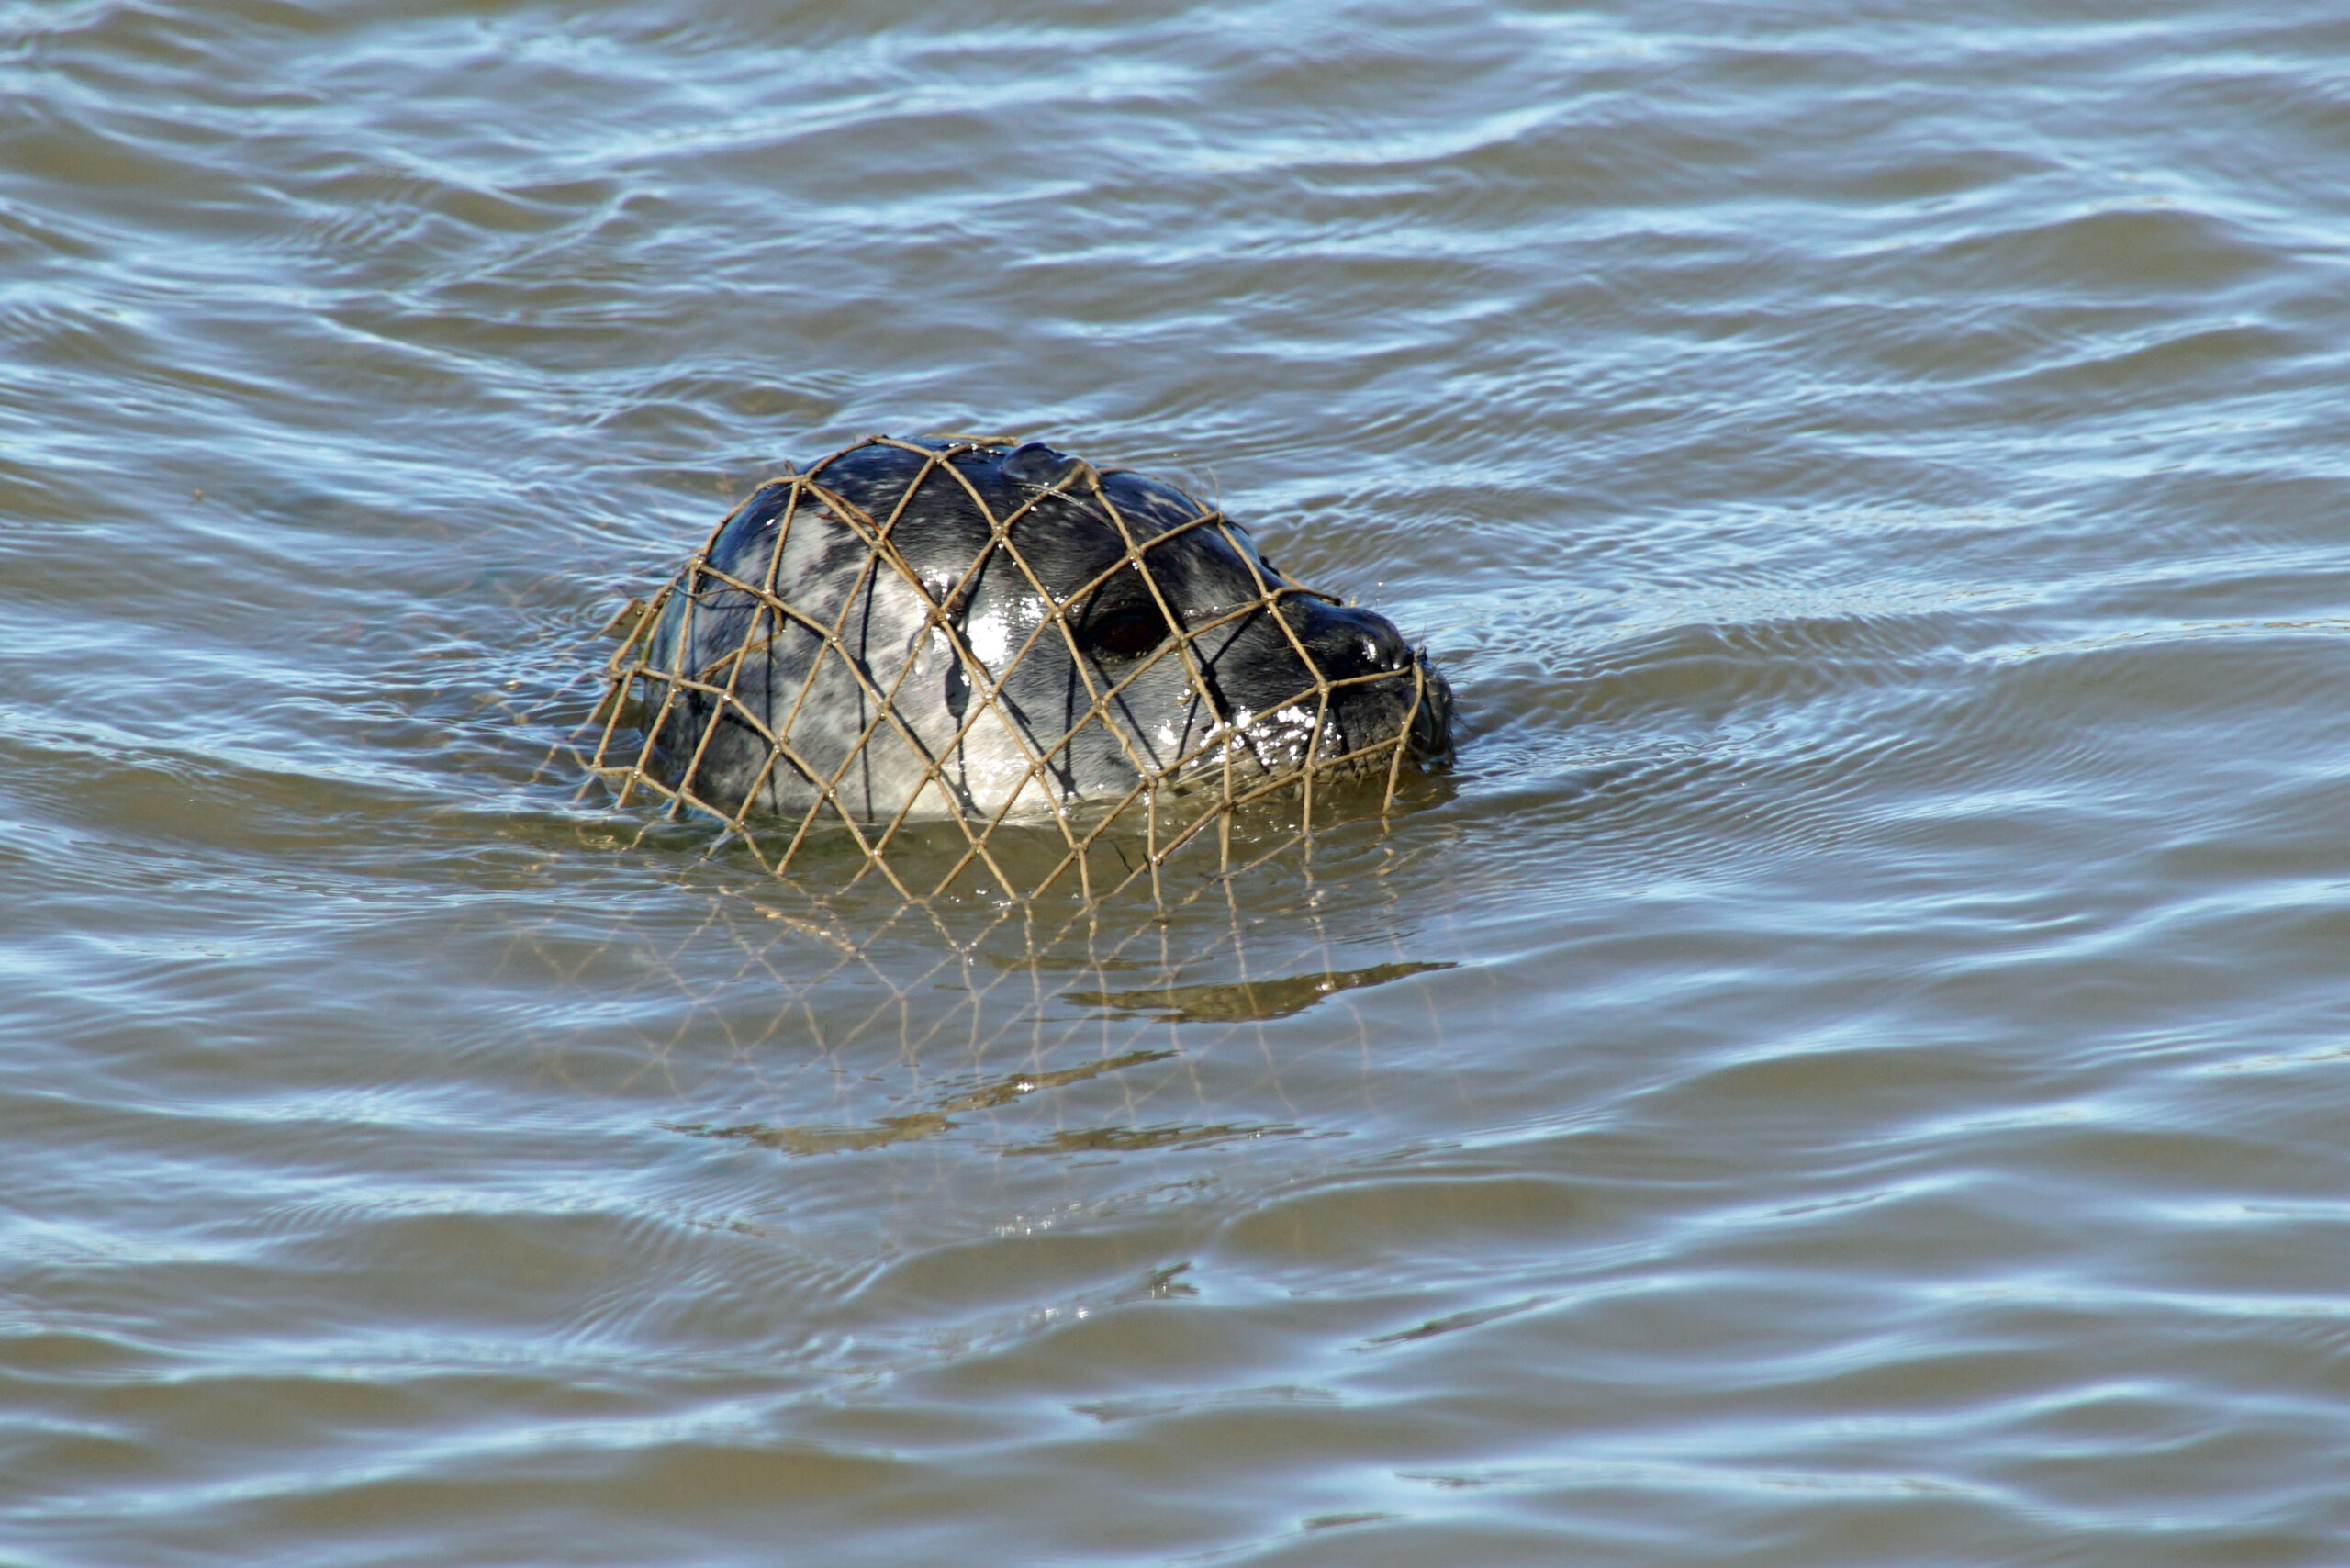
[10,2,2350,1562]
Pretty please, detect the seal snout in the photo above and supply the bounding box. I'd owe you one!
[1281,599,1456,765]
[1408,652,1456,766]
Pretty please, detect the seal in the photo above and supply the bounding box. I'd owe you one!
[611,434,1452,828]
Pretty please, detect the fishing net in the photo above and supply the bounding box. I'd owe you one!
[583,434,1451,902]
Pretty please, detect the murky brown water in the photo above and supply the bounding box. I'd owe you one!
[9,2,2350,1562]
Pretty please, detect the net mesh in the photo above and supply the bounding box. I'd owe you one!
[581,434,1449,902]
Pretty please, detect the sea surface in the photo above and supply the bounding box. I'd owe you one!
[7,2,2350,1563]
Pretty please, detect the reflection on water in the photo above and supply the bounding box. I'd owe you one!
[609,890,1454,1155]
[1069,958,1458,1025]
[673,1047,1182,1157]
[487,842,1460,1167]
[9,0,2350,1562]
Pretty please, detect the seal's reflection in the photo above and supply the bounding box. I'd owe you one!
[481,831,1459,1159]
[670,1046,1174,1156]
[1067,959,1455,1025]
[664,957,1444,1157]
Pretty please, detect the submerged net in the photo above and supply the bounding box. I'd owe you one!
[582,434,1450,902]
[476,841,1471,1160]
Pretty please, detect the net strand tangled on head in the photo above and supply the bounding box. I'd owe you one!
[582,434,1451,902]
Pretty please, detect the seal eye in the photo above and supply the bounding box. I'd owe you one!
[1086,605,1169,660]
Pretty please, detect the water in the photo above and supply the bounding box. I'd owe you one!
[7,2,2350,1562]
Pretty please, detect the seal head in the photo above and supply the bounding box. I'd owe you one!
[631,436,1452,824]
